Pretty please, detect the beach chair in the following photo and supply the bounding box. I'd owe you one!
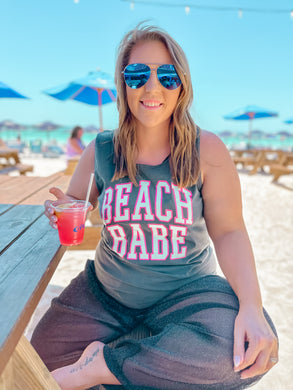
[42,144,64,158]
[29,140,42,154]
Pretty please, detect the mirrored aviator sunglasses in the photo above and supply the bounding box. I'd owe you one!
[123,63,182,90]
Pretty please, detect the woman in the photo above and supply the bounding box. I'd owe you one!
[31,24,278,390]
[66,126,85,158]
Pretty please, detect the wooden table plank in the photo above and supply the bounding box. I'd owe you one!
[0,173,69,206]
[0,214,66,375]
[22,175,71,205]
[0,177,47,204]
[0,205,44,254]
[0,175,14,184]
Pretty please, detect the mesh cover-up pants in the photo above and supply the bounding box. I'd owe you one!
[31,260,277,390]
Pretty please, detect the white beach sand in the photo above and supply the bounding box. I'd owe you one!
[22,155,293,389]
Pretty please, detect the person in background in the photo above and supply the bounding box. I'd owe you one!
[31,24,278,390]
[66,126,85,158]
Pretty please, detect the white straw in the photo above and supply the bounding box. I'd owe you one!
[85,172,94,209]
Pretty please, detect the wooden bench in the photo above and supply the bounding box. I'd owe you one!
[64,156,80,175]
[270,165,293,181]
[0,163,34,175]
[231,149,285,175]
[0,147,34,175]
[231,149,262,174]
[269,152,293,182]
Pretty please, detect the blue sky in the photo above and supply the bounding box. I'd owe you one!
[1,0,292,134]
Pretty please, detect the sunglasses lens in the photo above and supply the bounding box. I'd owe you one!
[124,64,150,89]
[157,65,182,90]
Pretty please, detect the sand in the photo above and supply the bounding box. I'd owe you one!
[21,155,293,389]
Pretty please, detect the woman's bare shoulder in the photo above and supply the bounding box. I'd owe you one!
[200,129,231,165]
[199,130,236,185]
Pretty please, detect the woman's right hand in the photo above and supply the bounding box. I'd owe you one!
[44,187,74,229]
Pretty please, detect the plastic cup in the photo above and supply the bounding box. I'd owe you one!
[52,200,91,246]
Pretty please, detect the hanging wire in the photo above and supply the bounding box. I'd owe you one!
[121,0,293,17]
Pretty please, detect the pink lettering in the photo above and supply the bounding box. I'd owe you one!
[155,181,173,222]
[107,225,127,257]
[172,184,193,225]
[114,183,132,222]
[170,225,187,259]
[131,181,155,221]
[127,224,149,260]
[102,188,113,224]
[149,224,169,261]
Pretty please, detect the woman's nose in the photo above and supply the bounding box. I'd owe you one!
[145,70,160,91]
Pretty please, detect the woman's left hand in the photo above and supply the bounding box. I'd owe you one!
[233,305,278,380]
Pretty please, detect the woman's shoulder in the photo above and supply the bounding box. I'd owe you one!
[199,130,233,179]
[200,129,230,162]
[96,130,115,145]
[94,130,115,164]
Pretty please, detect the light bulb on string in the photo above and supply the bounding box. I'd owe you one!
[290,10,293,19]
[74,0,79,3]
[130,2,135,10]
[238,8,243,18]
[185,6,190,15]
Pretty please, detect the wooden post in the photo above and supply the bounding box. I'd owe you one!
[0,335,61,390]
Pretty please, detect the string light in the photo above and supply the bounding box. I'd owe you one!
[73,0,79,3]
[130,2,135,10]
[121,0,293,18]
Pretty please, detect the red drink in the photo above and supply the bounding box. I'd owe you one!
[52,200,91,246]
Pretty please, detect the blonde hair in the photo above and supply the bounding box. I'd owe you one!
[113,23,200,188]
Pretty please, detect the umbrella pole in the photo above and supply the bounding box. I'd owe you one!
[99,104,103,132]
[97,90,103,132]
[248,118,252,141]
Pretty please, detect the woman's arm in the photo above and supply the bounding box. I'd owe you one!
[200,131,278,379]
[66,140,99,208]
[45,140,99,228]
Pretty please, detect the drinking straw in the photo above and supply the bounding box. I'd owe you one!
[85,172,94,209]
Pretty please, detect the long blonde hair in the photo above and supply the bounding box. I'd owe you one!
[113,23,200,188]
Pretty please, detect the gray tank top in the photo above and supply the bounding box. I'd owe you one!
[94,131,216,308]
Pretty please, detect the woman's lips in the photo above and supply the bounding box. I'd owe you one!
[140,100,162,109]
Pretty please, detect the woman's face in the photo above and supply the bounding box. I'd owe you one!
[126,40,181,132]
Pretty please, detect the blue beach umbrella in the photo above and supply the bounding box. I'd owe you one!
[284,117,293,124]
[43,70,117,131]
[223,105,278,140]
[0,81,29,99]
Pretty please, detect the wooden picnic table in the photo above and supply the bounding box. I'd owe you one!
[0,147,21,164]
[230,148,285,175]
[0,147,33,175]
[0,172,145,389]
[0,172,72,389]
[270,151,293,182]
